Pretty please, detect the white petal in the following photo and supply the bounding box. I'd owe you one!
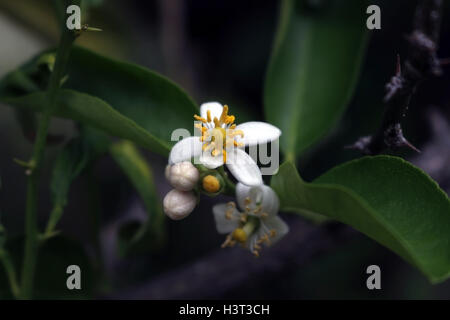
[236,183,279,216]
[200,102,223,121]
[199,151,224,169]
[169,137,202,164]
[235,122,281,146]
[226,148,262,186]
[235,183,252,210]
[261,216,289,245]
[212,203,240,234]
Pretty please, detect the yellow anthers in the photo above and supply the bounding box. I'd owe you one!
[260,234,270,244]
[202,175,221,193]
[240,213,248,223]
[221,234,235,248]
[225,115,235,124]
[252,250,260,258]
[227,202,236,208]
[194,115,207,123]
[253,206,262,214]
[269,229,277,238]
[211,149,220,157]
[225,209,233,220]
[194,104,243,160]
[232,228,247,243]
[220,105,229,122]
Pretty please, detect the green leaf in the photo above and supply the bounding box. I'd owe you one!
[110,140,165,256]
[264,0,368,159]
[0,46,199,156]
[2,89,171,156]
[271,156,450,283]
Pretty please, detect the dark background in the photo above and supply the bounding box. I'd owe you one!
[0,0,449,299]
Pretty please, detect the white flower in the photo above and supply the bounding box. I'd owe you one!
[163,189,197,220]
[212,183,289,256]
[167,161,199,191]
[169,102,281,186]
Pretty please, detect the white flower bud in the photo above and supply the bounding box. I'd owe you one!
[168,161,199,191]
[163,189,197,220]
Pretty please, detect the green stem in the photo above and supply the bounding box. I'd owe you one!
[19,29,76,300]
[217,166,236,195]
[0,250,20,298]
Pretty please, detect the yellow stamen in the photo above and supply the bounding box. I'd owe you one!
[220,105,229,122]
[225,115,235,124]
[207,110,211,122]
[223,149,227,163]
[194,115,207,123]
[213,117,220,128]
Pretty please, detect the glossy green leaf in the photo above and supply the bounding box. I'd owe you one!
[264,0,368,159]
[110,140,165,256]
[2,89,171,156]
[271,156,450,283]
[0,46,199,156]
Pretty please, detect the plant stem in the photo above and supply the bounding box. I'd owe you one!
[19,29,76,300]
[217,166,236,195]
[0,249,20,298]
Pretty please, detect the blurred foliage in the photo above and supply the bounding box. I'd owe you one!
[110,140,165,256]
[265,0,368,159]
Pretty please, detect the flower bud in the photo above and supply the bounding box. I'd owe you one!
[168,161,200,191]
[163,189,197,220]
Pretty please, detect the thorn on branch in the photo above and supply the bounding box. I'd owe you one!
[349,0,443,155]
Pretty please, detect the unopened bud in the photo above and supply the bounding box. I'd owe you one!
[168,161,199,191]
[163,189,197,220]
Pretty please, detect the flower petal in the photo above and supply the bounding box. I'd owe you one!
[212,203,241,234]
[236,183,279,216]
[169,137,202,164]
[226,148,263,186]
[200,151,224,169]
[200,102,223,121]
[261,216,289,245]
[235,122,281,146]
